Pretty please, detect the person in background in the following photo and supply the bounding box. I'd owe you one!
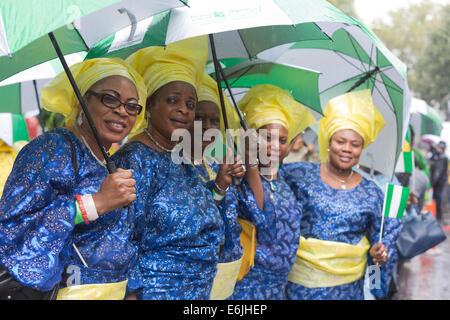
[283,131,320,164]
[429,141,448,221]
[0,140,27,198]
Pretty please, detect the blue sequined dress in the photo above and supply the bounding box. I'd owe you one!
[230,165,303,300]
[0,128,135,292]
[282,162,402,300]
[112,142,225,300]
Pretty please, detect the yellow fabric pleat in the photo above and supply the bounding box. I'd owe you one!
[0,141,17,198]
[288,236,370,288]
[236,218,257,281]
[56,280,128,300]
[210,256,243,300]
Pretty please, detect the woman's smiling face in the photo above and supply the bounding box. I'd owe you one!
[328,129,364,170]
[147,81,197,140]
[80,75,139,145]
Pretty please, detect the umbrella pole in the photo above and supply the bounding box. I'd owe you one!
[48,32,117,174]
[218,64,248,131]
[209,34,240,185]
[32,80,46,133]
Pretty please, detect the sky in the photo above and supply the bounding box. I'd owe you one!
[353,0,450,26]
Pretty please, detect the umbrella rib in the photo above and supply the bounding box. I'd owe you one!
[237,30,253,60]
[72,22,90,51]
[373,81,395,113]
[371,75,403,93]
[229,65,254,87]
[334,51,368,74]
[348,33,368,73]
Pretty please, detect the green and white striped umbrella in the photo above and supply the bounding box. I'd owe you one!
[258,20,411,178]
[85,0,356,61]
[0,0,188,82]
[0,113,29,147]
[0,52,86,116]
[409,98,443,137]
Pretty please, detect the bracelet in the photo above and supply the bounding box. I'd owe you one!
[212,189,225,201]
[74,201,85,225]
[214,182,229,195]
[81,194,99,222]
[76,195,89,224]
[247,158,259,168]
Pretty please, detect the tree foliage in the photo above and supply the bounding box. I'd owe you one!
[415,4,450,106]
[370,1,446,104]
[327,0,359,18]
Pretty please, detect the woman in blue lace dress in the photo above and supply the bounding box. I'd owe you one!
[113,36,227,300]
[282,90,402,300]
[0,58,147,299]
[190,74,276,300]
[228,84,316,300]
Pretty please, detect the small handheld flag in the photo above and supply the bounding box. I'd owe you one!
[379,184,409,243]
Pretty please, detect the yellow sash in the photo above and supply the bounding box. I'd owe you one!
[210,256,243,300]
[288,236,370,288]
[56,280,128,300]
[236,218,257,281]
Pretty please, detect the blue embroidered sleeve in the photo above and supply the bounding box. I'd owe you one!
[0,130,78,291]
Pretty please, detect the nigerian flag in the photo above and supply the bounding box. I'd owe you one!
[383,184,409,219]
[395,128,414,173]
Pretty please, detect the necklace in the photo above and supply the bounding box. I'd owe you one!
[260,173,278,193]
[75,125,107,167]
[144,128,173,152]
[326,163,354,189]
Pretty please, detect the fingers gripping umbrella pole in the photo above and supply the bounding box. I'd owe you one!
[209,34,241,186]
[48,32,117,175]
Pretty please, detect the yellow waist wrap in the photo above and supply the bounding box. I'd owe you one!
[288,236,370,288]
[210,256,243,300]
[56,280,128,300]
[236,218,257,281]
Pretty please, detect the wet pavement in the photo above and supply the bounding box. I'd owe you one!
[393,206,450,300]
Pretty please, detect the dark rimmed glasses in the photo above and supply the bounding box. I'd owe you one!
[86,90,143,116]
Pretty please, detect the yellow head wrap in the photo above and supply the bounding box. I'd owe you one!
[41,58,147,130]
[318,89,386,162]
[238,84,316,143]
[198,73,240,133]
[125,36,208,136]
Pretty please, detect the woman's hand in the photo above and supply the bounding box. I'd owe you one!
[215,150,246,193]
[370,242,388,266]
[92,168,136,215]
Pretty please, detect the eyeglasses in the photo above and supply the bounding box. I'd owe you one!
[86,90,143,116]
